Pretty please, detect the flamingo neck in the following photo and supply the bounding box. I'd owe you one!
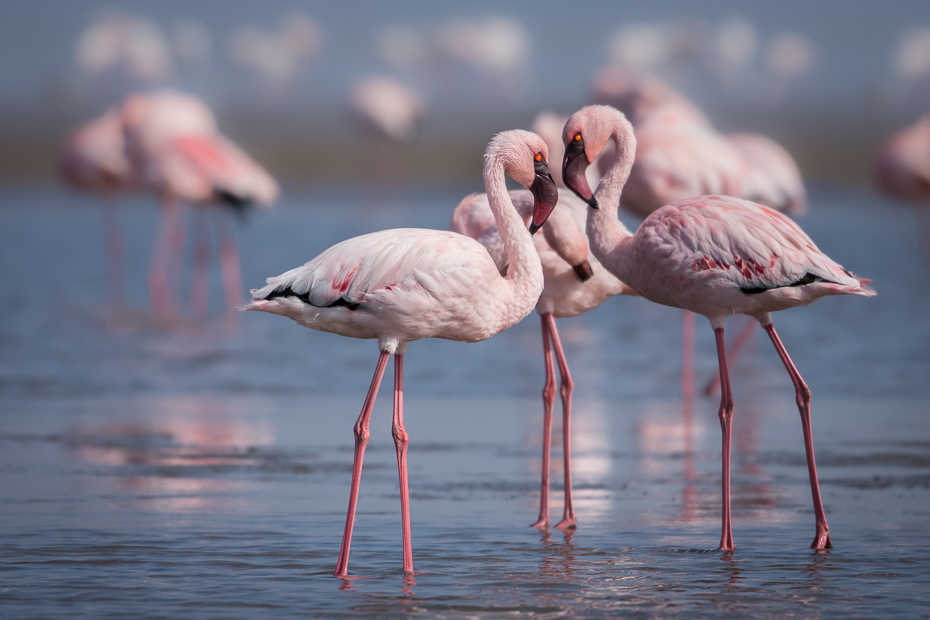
[586,120,637,280]
[483,159,544,297]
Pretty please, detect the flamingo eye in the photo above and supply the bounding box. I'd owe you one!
[534,153,542,162]
[574,134,582,142]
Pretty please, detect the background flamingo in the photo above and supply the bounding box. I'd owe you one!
[60,106,135,303]
[450,111,636,530]
[561,104,874,551]
[121,90,279,316]
[875,113,930,258]
[241,129,558,576]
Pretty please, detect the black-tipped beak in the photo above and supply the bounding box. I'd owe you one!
[529,159,559,235]
[563,138,598,209]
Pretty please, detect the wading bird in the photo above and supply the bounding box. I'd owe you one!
[561,105,874,551]
[241,129,559,576]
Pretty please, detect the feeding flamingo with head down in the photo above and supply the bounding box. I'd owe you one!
[60,106,135,303]
[121,90,279,316]
[561,104,874,551]
[241,129,559,576]
[449,111,637,531]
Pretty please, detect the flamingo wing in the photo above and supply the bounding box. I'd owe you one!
[648,196,869,294]
[252,228,495,310]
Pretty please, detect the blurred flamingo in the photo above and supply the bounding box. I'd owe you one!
[122,91,278,315]
[241,129,558,576]
[60,106,135,302]
[561,104,874,550]
[875,114,930,258]
[450,111,636,530]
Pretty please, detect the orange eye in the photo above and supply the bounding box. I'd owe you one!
[574,134,582,142]
[535,153,542,162]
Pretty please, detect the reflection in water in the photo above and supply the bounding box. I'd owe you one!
[719,551,744,596]
[64,396,274,513]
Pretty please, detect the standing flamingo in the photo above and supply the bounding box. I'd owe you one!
[875,113,930,257]
[60,106,135,302]
[561,105,874,550]
[241,130,559,576]
[121,90,279,315]
[450,112,636,530]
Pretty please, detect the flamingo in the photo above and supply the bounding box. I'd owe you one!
[449,112,636,530]
[241,129,559,576]
[560,105,874,551]
[347,75,425,145]
[60,106,135,302]
[121,91,279,315]
[875,114,930,257]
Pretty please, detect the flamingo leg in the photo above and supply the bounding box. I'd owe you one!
[682,310,695,407]
[531,315,556,530]
[392,354,414,574]
[713,326,735,551]
[703,318,758,396]
[169,203,188,303]
[101,197,125,304]
[217,208,244,312]
[762,322,832,550]
[334,350,390,577]
[148,197,181,314]
[190,209,211,317]
[546,314,577,531]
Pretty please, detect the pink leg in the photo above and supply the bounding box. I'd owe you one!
[101,197,125,303]
[217,209,243,312]
[682,310,695,406]
[392,355,414,574]
[334,350,390,577]
[547,314,576,530]
[148,197,181,314]
[763,323,832,549]
[190,209,211,317]
[713,327,735,551]
[531,315,556,530]
[169,203,188,302]
[703,317,757,396]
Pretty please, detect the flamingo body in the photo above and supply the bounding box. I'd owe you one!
[60,108,133,194]
[875,114,930,202]
[246,227,535,347]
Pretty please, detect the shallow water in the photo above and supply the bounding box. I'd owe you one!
[1,184,928,618]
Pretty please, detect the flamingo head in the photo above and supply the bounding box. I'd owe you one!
[486,129,559,235]
[562,105,631,209]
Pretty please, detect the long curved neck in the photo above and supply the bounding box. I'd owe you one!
[483,158,544,295]
[586,120,636,278]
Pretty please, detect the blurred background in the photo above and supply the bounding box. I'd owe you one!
[3,0,930,185]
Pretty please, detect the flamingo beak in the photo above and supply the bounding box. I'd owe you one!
[563,138,598,209]
[529,160,558,235]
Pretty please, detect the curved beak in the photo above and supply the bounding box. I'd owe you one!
[528,160,559,235]
[562,138,598,209]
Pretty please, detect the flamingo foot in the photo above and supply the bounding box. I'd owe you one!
[812,530,832,550]
[554,516,577,531]
[530,517,550,530]
[717,538,735,552]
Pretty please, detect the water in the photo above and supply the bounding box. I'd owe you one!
[1,183,929,618]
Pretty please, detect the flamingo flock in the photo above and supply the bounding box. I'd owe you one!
[61,74,889,577]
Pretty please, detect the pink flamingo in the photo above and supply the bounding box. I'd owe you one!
[60,106,135,302]
[449,112,636,530]
[241,129,559,576]
[561,105,874,550]
[121,91,279,315]
[875,113,930,257]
